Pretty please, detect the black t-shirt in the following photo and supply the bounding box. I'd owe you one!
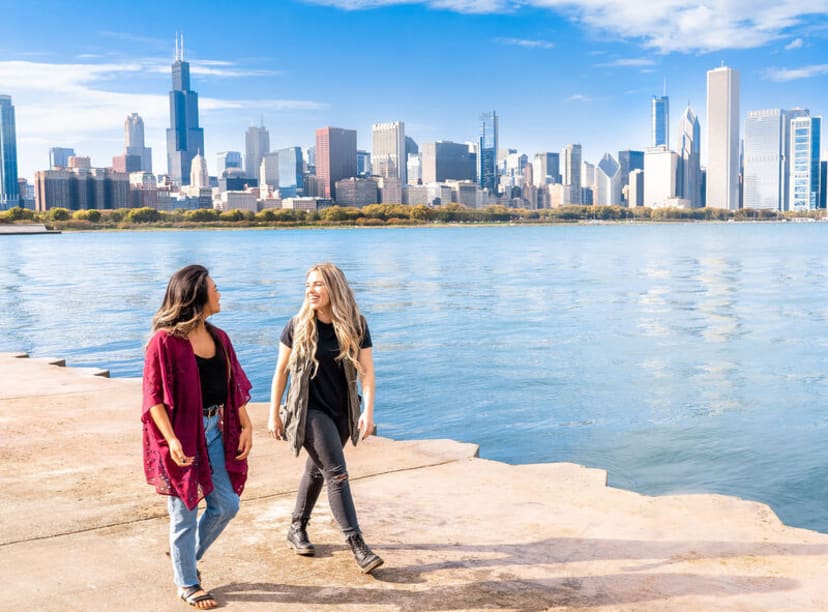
[195,339,227,409]
[281,316,372,421]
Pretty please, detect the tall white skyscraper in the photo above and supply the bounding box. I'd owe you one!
[596,153,622,206]
[706,65,740,210]
[189,151,209,189]
[561,144,582,204]
[677,105,701,208]
[372,121,406,184]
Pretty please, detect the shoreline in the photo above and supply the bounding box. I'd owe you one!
[3,350,828,610]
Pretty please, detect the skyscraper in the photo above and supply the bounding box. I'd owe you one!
[276,146,304,198]
[478,111,498,192]
[216,151,242,177]
[49,147,76,169]
[315,127,357,201]
[742,108,808,211]
[676,105,702,208]
[789,115,822,210]
[618,150,644,205]
[245,121,270,179]
[0,95,20,208]
[561,144,582,204]
[421,141,475,184]
[652,95,670,148]
[596,153,622,205]
[532,152,560,187]
[372,121,406,184]
[706,65,740,210]
[166,34,204,186]
[125,113,152,172]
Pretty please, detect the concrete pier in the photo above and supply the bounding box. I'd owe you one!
[1,351,827,610]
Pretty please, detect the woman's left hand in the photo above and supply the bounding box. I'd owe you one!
[358,412,375,440]
[236,425,253,460]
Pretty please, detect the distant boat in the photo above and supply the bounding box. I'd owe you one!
[0,223,61,235]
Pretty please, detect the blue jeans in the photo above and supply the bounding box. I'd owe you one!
[168,414,240,587]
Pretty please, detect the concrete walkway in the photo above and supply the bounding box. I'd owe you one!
[1,351,827,611]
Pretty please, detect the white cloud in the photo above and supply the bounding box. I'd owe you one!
[785,37,804,50]
[595,58,656,68]
[764,64,828,81]
[566,94,591,102]
[0,59,327,178]
[497,37,555,49]
[302,0,828,53]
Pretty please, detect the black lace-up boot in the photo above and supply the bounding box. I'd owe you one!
[346,532,383,573]
[287,518,315,556]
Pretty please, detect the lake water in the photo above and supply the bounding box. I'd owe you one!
[2,224,827,532]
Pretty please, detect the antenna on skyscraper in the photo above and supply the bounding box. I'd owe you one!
[663,77,667,97]
[181,33,185,61]
[174,32,179,62]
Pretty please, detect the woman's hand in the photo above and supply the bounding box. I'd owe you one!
[358,412,375,440]
[168,437,194,467]
[268,410,285,440]
[236,425,253,460]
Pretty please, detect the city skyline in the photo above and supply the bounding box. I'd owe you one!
[0,0,827,182]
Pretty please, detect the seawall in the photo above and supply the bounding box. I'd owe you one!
[1,351,827,611]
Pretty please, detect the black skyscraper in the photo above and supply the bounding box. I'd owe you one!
[166,34,204,186]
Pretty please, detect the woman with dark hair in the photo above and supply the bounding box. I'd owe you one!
[142,264,252,609]
[268,262,383,574]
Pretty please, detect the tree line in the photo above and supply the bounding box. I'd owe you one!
[0,202,820,229]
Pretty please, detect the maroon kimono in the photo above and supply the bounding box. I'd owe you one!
[142,325,252,510]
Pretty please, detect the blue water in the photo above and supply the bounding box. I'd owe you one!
[2,224,827,532]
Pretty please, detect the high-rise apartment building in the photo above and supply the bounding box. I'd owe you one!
[677,105,702,208]
[245,122,269,179]
[789,115,822,210]
[421,141,475,184]
[315,127,357,201]
[706,65,740,209]
[478,111,498,192]
[166,34,204,186]
[372,121,406,184]
[652,95,670,148]
[0,95,20,207]
[35,167,129,211]
[125,113,152,172]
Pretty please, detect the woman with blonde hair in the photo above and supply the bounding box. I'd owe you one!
[142,264,253,609]
[268,262,382,573]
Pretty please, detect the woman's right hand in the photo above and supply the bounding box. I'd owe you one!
[168,437,194,467]
[268,410,284,440]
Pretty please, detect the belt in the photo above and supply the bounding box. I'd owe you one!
[203,403,223,417]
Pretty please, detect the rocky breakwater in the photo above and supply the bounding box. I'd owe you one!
[1,351,827,611]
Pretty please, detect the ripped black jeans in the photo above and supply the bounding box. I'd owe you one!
[292,408,360,536]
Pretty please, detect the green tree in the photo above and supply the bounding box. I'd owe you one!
[186,208,220,222]
[73,209,102,222]
[47,208,71,221]
[127,207,162,223]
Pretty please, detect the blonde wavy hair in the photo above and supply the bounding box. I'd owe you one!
[289,263,366,378]
[151,264,211,337]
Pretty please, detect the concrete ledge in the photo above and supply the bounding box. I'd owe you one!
[2,352,827,611]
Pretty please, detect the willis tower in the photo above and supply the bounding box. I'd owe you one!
[166,34,204,186]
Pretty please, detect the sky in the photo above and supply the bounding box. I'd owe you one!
[1,0,827,182]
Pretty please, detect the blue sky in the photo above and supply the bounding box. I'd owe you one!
[1,0,826,182]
